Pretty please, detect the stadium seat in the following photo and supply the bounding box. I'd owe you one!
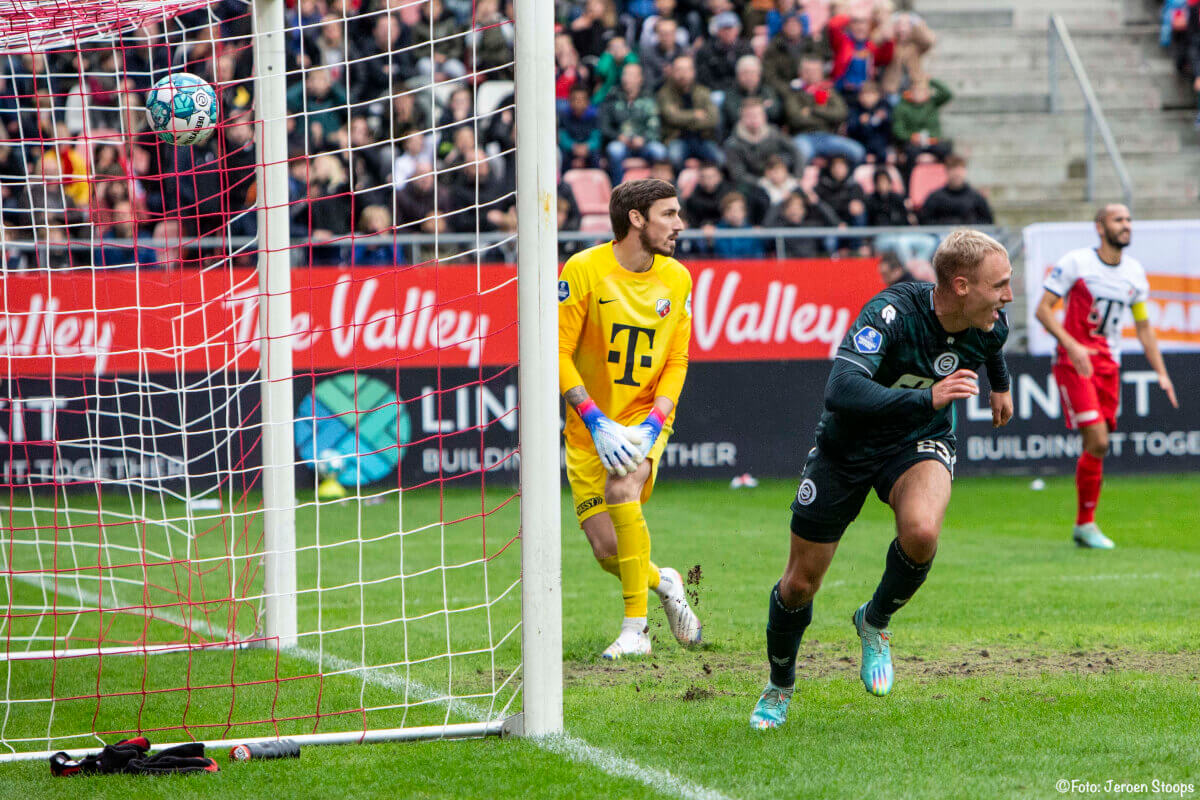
[563,168,612,216]
[908,162,947,211]
[475,80,513,119]
[621,167,652,183]
[676,167,699,198]
[853,163,905,196]
[580,213,611,233]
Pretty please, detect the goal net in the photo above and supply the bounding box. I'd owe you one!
[0,0,560,759]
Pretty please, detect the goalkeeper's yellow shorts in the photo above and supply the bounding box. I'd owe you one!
[565,431,670,526]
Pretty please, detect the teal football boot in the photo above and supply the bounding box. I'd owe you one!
[749,683,793,730]
[852,602,894,696]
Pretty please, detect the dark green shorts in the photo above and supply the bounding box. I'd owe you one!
[789,437,956,543]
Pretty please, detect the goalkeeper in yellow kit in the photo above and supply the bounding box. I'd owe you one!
[558,178,702,659]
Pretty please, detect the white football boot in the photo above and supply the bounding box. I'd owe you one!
[601,623,651,660]
[656,567,702,646]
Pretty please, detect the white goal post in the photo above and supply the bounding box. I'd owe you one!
[0,0,561,759]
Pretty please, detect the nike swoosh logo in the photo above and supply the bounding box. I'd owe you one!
[598,298,617,304]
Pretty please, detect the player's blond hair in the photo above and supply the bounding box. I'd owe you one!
[932,229,1008,286]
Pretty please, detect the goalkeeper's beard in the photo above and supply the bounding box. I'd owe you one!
[640,227,675,257]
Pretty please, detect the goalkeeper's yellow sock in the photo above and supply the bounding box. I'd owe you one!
[608,501,650,619]
[599,554,661,591]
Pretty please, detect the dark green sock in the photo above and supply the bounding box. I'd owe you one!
[766,581,812,688]
[865,538,933,629]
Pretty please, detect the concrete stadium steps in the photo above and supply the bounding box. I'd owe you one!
[965,152,1200,190]
[914,0,1127,30]
[915,0,1200,224]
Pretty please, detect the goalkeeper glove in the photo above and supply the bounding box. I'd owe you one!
[576,399,643,477]
[628,407,666,459]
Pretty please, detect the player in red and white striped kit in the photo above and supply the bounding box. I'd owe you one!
[1034,204,1179,549]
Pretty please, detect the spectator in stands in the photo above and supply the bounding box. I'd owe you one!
[763,191,842,258]
[388,92,431,141]
[683,161,730,227]
[296,153,352,261]
[570,0,617,60]
[763,11,830,90]
[1189,0,1200,127]
[558,192,584,259]
[657,54,723,166]
[95,200,154,268]
[721,55,783,134]
[559,86,602,170]
[413,0,467,81]
[640,17,687,91]
[816,155,866,227]
[785,55,865,167]
[639,0,692,52]
[437,86,475,158]
[878,250,917,285]
[758,154,801,206]
[445,151,511,233]
[592,35,638,105]
[555,33,590,107]
[307,14,349,83]
[600,63,667,183]
[918,154,994,225]
[349,13,414,108]
[393,132,435,191]
[352,205,402,266]
[893,77,954,179]
[847,80,892,164]
[826,2,894,103]
[881,9,936,97]
[342,116,391,206]
[1162,0,1191,74]
[695,11,753,98]
[469,0,514,81]
[724,98,803,185]
[711,191,764,258]
[396,163,447,235]
[286,66,348,146]
[865,169,913,226]
[649,158,676,184]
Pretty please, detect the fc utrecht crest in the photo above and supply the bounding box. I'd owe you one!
[656,298,671,318]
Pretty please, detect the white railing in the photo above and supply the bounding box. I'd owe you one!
[1047,12,1134,208]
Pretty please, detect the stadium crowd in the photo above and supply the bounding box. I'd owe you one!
[0,0,996,272]
[1160,0,1200,130]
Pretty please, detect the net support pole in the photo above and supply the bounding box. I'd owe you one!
[514,0,563,738]
[253,0,297,648]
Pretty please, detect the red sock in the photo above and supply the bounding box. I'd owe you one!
[1075,452,1104,525]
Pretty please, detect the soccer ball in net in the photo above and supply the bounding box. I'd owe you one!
[144,72,218,146]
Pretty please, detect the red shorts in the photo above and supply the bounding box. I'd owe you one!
[1053,360,1120,431]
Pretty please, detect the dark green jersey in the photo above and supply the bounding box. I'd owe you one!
[814,281,1010,462]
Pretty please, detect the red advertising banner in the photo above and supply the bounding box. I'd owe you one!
[1,259,880,376]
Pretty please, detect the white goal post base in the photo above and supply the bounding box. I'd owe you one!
[0,716,520,764]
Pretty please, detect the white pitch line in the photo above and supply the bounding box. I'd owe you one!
[294,649,737,800]
[8,579,736,800]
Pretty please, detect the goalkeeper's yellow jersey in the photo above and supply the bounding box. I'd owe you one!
[558,242,692,453]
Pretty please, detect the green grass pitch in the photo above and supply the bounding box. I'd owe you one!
[2,473,1197,798]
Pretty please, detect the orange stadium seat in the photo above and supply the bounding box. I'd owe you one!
[908,162,947,210]
[562,168,612,216]
[621,167,652,183]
